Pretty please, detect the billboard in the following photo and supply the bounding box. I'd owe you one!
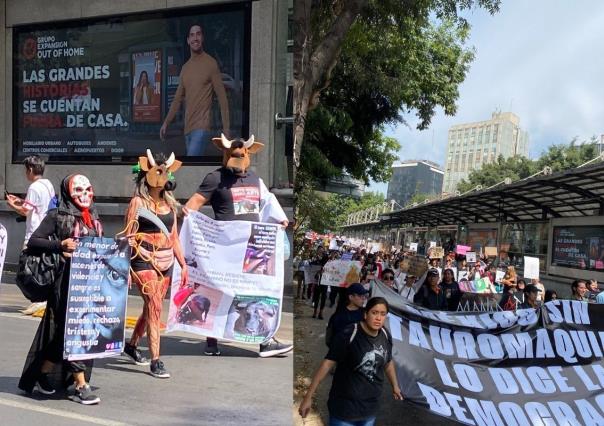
[552,226,604,271]
[13,3,250,164]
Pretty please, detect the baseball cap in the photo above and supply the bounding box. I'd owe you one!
[524,284,542,293]
[347,283,369,296]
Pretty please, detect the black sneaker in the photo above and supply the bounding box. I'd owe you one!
[259,338,293,358]
[35,373,56,395]
[204,344,221,356]
[150,359,170,379]
[123,343,150,366]
[70,384,100,405]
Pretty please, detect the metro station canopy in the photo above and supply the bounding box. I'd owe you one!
[377,160,604,227]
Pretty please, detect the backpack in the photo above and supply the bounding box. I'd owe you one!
[16,248,60,302]
[47,194,59,210]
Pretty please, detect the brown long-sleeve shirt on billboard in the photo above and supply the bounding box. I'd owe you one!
[164,51,230,136]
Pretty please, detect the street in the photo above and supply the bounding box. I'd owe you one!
[0,279,293,426]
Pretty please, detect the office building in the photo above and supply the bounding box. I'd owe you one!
[442,111,529,194]
[387,160,444,207]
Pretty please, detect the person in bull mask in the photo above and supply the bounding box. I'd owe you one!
[184,133,293,358]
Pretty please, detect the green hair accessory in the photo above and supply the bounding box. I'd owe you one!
[132,163,141,174]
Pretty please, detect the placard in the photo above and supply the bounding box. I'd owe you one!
[466,251,477,263]
[430,246,444,259]
[409,242,418,252]
[485,246,498,257]
[408,255,428,277]
[495,270,505,283]
[320,260,363,287]
[523,256,540,280]
[455,244,471,255]
[429,241,436,249]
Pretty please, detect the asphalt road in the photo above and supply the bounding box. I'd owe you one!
[0,282,294,426]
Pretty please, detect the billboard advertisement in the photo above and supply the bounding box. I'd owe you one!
[552,226,604,271]
[13,3,250,163]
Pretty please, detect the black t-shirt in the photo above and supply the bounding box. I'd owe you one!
[197,167,261,222]
[325,323,393,421]
[327,308,365,345]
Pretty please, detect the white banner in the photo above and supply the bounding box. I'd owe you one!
[320,260,362,287]
[167,212,284,344]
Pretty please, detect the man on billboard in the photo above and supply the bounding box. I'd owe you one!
[160,24,230,156]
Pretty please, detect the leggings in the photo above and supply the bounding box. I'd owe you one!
[129,269,171,360]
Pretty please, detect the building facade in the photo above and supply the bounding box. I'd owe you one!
[442,111,529,195]
[386,160,443,207]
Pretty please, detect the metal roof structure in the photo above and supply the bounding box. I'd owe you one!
[346,160,604,229]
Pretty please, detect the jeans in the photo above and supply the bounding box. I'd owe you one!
[184,129,211,156]
[329,416,376,426]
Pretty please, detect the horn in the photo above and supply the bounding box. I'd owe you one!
[165,152,175,168]
[146,149,157,167]
[220,133,232,149]
[243,135,255,149]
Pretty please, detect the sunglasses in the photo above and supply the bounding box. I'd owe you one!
[383,276,394,281]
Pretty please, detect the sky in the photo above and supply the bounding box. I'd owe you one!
[368,0,604,195]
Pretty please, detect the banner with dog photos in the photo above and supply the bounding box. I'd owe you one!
[167,212,284,344]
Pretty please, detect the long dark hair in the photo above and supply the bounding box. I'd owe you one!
[133,152,179,211]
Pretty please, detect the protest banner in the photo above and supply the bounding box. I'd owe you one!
[409,242,418,252]
[455,244,471,255]
[372,280,604,425]
[485,246,498,257]
[524,256,540,279]
[466,252,477,263]
[0,224,7,281]
[408,256,428,277]
[320,260,363,287]
[167,212,285,344]
[63,237,129,361]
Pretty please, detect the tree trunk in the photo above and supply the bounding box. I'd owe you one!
[292,0,369,178]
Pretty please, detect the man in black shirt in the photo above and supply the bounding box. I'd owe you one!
[185,134,292,358]
[326,283,367,346]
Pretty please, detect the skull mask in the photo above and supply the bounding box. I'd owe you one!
[69,174,94,209]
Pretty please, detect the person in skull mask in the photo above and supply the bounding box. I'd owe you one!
[19,174,103,404]
[184,133,293,357]
[121,150,188,378]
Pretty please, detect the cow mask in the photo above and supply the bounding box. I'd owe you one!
[212,134,264,175]
[138,149,182,189]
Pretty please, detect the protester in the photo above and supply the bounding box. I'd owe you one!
[18,174,102,404]
[530,277,545,302]
[414,269,447,310]
[518,284,541,309]
[587,279,600,301]
[326,283,368,347]
[312,246,330,320]
[399,274,418,302]
[570,279,589,302]
[380,268,399,293]
[122,151,188,378]
[440,268,461,311]
[7,155,55,248]
[544,289,558,303]
[184,134,292,357]
[299,297,403,425]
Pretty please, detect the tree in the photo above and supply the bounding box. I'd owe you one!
[406,192,433,207]
[301,18,477,184]
[293,0,501,172]
[456,138,601,193]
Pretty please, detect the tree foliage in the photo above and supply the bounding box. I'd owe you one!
[456,138,601,193]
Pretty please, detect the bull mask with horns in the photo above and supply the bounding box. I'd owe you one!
[212,133,264,175]
[138,149,183,189]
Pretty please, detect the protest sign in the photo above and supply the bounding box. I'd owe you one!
[524,256,540,279]
[303,264,322,284]
[320,260,363,287]
[455,244,471,255]
[329,239,338,250]
[372,280,604,425]
[485,246,498,257]
[430,247,445,259]
[495,270,506,283]
[399,259,411,273]
[167,212,284,344]
[341,252,353,261]
[429,241,436,249]
[408,256,428,277]
[64,237,129,361]
[409,243,418,252]
[466,251,477,263]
